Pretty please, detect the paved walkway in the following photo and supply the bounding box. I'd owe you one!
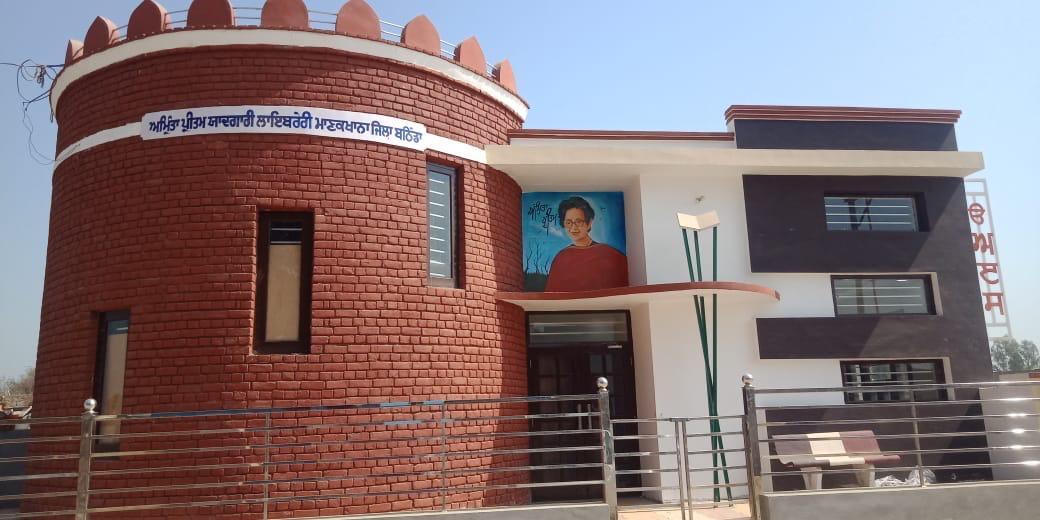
[620,503,751,520]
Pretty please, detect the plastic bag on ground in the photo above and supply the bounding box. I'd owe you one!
[874,468,936,487]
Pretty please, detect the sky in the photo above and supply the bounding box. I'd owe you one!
[1,1,1038,378]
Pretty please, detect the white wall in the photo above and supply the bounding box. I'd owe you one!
[636,172,845,408]
[622,179,648,287]
[631,172,846,501]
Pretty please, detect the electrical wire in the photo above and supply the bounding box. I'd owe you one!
[2,59,62,165]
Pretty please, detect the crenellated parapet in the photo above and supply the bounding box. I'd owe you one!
[62,0,519,94]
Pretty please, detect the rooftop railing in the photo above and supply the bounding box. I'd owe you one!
[80,2,505,81]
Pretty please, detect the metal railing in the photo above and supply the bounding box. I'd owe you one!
[103,3,500,77]
[10,376,1039,519]
[0,381,617,519]
[613,415,750,520]
[741,375,1040,515]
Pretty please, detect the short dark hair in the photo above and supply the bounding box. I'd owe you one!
[558,196,595,227]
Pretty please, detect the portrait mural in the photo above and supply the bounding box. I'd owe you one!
[522,192,629,292]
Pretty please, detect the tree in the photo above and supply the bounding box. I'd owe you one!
[0,367,34,407]
[991,337,1040,373]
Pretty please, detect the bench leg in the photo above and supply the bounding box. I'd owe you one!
[854,464,876,487]
[801,467,823,490]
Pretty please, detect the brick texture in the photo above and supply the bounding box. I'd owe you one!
[32,42,528,518]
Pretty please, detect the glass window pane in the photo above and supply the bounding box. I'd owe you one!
[97,312,130,445]
[833,276,932,315]
[270,221,303,244]
[528,312,629,346]
[428,165,454,281]
[825,196,918,231]
[265,243,302,341]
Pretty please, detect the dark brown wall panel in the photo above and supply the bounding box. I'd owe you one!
[733,119,958,151]
[745,175,991,382]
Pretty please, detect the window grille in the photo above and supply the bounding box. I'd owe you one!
[832,276,935,316]
[825,195,919,231]
[841,360,946,403]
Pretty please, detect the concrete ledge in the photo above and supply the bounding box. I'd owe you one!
[761,481,1040,520]
[320,503,608,520]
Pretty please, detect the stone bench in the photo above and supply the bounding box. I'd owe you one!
[774,430,901,490]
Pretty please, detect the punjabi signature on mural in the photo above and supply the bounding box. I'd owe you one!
[526,201,558,236]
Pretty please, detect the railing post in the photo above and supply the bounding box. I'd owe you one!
[672,419,688,520]
[597,377,617,520]
[263,412,271,520]
[75,398,97,520]
[908,388,926,487]
[741,375,760,520]
[439,401,449,511]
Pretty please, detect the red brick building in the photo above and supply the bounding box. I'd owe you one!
[34,0,994,517]
[37,0,533,516]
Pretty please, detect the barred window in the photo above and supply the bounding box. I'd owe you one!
[825,195,919,231]
[842,360,947,404]
[832,276,935,316]
[427,163,456,286]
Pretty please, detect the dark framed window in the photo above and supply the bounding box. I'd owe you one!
[94,310,130,450]
[831,275,935,316]
[255,212,313,354]
[841,360,947,404]
[824,195,920,231]
[427,163,457,286]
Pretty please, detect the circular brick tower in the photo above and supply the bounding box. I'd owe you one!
[34,0,529,516]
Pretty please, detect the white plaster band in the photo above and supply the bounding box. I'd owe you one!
[51,29,528,121]
[54,115,487,169]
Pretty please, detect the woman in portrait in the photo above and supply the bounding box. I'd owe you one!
[544,196,629,291]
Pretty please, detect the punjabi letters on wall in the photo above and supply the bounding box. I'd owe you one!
[522,192,628,292]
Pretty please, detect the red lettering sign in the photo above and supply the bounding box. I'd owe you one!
[968,202,986,225]
[972,232,995,255]
[977,263,1000,284]
[983,292,1006,315]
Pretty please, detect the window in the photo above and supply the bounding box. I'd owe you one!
[427,163,456,286]
[527,311,630,346]
[841,360,947,404]
[256,212,313,354]
[94,310,129,450]
[824,195,919,231]
[831,276,935,316]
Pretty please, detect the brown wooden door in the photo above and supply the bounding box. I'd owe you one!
[528,343,639,501]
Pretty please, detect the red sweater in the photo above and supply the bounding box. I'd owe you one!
[544,243,629,292]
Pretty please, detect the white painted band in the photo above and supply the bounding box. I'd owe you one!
[51,29,528,121]
[53,121,487,170]
[54,122,141,168]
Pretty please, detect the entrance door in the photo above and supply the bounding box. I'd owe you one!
[526,311,640,502]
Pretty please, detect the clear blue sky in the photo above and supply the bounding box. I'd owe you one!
[2,1,1037,378]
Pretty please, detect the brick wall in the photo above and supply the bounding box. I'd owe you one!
[32,43,528,517]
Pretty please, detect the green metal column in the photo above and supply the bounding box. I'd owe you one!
[680,226,732,503]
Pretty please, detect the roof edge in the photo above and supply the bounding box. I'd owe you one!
[509,129,735,141]
[725,105,961,124]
